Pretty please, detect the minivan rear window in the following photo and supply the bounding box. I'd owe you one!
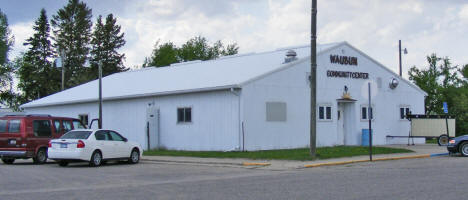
[0,120,6,132]
[8,120,21,133]
[61,131,92,139]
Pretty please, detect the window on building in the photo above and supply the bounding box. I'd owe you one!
[177,107,192,123]
[79,114,89,127]
[266,102,287,122]
[400,107,411,119]
[33,120,52,137]
[73,120,86,129]
[318,105,332,121]
[8,120,21,133]
[361,106,374,120]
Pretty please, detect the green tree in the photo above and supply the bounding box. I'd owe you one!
[51,0,92,88]
[178,36,238,61]
[461,64,468,80]
[143,40,179,67]
[178,36,211,61]
[143,36,239,68]
[0,8,15,107]
[0,9,13,65]
[451,86,468,135]
[17,9,61,102]
[89,14,127,79]
[408,54,441,114]
[409,54,468,136]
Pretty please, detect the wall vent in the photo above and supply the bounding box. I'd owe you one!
[284,50,297,63]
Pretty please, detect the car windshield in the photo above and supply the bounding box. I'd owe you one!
[60,131,92,139]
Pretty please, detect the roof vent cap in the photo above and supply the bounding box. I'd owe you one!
[284,50,297,63]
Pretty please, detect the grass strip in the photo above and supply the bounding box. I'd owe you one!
[143,146,413,161]
[426,138,437,144]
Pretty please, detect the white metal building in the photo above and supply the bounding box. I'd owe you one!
[21,42,426,151]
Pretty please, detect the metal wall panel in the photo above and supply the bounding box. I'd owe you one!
[24,90,240,151]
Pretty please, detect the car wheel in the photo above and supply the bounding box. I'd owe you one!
[1,158,15,164]
[89,151,103,167]
[58,161,69,167]
[128,148,140,164]
[438,134,449,146]
[33,148,48,164]
[459,142,468,157]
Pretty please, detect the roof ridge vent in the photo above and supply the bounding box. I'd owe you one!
[216,52,256,60]
[283,50,297,63]
[276,44,310,51]
[170,60,202,67]
[123,67,156,74]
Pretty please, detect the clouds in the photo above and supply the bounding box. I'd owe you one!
[9,21,34,60]
[6,0,468,78]
[117,0,262,68]
[460,4,468,20]
[314,0,468,77]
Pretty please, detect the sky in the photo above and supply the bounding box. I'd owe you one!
[2,0,468,79]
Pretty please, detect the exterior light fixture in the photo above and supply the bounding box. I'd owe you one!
[389,78,399,89]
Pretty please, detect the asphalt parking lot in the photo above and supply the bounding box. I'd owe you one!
[1,155,467,200]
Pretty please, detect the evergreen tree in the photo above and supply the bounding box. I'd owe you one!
[51,0,92,88]
[0,9,13,65]
[89,14,127,79]
[0,8,15,107]
[18,9,60,102]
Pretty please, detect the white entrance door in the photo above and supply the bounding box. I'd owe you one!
[337,103,345,145]
[146,106,160,150]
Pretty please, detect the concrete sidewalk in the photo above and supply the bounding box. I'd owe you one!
[142,144,449,170]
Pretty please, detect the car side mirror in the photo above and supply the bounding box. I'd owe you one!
[123,138,128,142]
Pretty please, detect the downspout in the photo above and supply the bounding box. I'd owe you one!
[230,88,242,151]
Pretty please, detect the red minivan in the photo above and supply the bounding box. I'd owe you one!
[0,114,86,164]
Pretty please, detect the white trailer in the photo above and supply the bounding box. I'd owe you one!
[408,115,456,145]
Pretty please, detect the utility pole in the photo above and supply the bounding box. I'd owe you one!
[310,0,317,158]
[59,49,66,91]
[98,61,103,129]
[368,82,373,161]
[399,40,402,77]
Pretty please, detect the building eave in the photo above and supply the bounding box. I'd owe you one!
[21,85,241,109]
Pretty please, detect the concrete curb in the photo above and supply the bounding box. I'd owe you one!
[143,158,272,167]
[303,153,445,168]
[430,153,449,157]
[242,162,271,166]
[303,160,369,168]
[142,151,449,169]
[141,158,241,166]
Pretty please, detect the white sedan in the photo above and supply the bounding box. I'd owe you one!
[48,129,143,167]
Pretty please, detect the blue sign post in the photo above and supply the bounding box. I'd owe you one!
[443,102,450,138]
